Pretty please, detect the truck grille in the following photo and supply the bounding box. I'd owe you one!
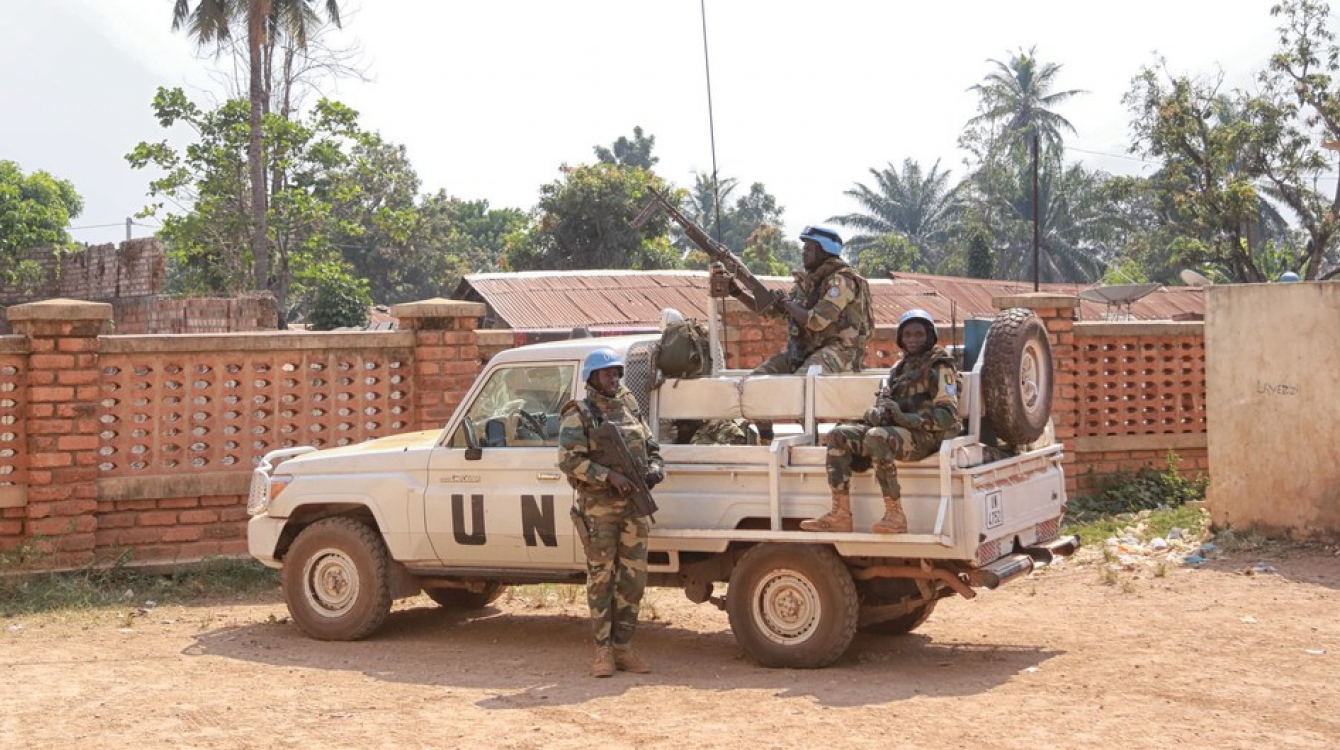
[624,341,657,418]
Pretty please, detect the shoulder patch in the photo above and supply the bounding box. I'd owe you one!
[828,286,840,298]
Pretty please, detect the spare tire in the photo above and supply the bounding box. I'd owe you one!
[982,308,1053,445]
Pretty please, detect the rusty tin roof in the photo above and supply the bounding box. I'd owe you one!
[457,269,1205,331]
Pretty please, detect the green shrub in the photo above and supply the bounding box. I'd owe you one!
[1069,451,1208,523]
[295,261,371,331]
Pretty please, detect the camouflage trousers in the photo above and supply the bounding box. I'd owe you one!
[580,498,649,648]
[825,422,943,499]
[752,340,861,375]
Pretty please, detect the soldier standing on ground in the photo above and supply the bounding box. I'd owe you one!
[727,224,873,440]
[801,309,960,534]
[558,347,665,677]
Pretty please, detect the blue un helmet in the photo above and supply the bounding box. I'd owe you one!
[581,347,625,382]
[897,309,937,348]
[799,225,844,256]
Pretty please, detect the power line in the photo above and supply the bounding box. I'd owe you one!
[70,220,158,230]
[1065,145,1153,164]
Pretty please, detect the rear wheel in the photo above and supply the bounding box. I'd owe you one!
[982,308,1053,445]
[425,583,507,610]
[282,517,392,641]
[861,599,938,636]
[726,544,859,668]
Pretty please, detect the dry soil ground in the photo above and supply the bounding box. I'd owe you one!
[3,543,1339,749]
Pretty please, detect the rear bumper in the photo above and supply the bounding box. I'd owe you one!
[967,534,1081,589]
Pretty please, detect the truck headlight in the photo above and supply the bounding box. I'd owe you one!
[247,473,294,516]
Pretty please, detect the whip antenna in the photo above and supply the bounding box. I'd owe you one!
[700,0,724,242]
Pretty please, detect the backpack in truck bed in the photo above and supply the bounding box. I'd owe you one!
[656,319,711,379]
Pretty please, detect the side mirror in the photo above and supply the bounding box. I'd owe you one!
[463,419,483,461]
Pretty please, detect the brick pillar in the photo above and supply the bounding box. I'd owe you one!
[720,298,784,370]
[392,298,486,433]
[7,299,112,568]
[993,293,1080,494]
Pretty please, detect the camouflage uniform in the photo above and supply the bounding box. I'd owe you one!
[753,256,873,375]
[557,383,663,649]
[826,346,961,498]
[690,418,756,445]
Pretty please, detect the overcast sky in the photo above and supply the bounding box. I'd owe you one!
[2,1,1284,249]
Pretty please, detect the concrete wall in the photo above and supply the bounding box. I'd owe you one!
[1206,281,1340,539]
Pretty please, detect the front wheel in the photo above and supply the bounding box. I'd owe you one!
[282,517,392,641]
[726,544,859,668]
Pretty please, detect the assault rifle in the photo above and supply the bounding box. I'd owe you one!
[589,419,659,520]
[632,187,783,312]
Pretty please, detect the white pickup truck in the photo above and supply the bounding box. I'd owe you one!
[248,308,1076,668]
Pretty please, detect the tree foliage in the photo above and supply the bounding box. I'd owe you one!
[830,158,959,271]
[171,0,345,295]
[128,88,446,319]
[507,163,679,271]
[966,46,1085,157]
[594,126,658,170]
[297,259,371,330]
[0,161,83,292]
[682,172,791,272]
[1124,67,1290,283]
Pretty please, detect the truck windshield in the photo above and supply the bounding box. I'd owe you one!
[449,363,576,448]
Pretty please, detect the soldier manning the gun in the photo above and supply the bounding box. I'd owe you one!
[558,347,665,677]
[728,225,873,441]
[801,309,961,534]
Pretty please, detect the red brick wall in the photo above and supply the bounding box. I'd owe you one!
[0,240,278,335]
[112,294,278,334]
[0,298,484,568]
[0,239,164,306]
[1,294,1213,569]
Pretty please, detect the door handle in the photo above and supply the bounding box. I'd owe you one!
[537,471,562,481]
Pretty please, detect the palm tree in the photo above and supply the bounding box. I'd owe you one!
[829,158,960,269]
[967,46,1085,156]
[172,0,341,297]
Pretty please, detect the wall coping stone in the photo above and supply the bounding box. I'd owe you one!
[993,293,1080,310]
[1077,321,1204,338]
[1073,433,1208,454]
[100,330,414,354]
[0,335,29,354]
[100,472,249,502]
[7,298,114,322]
[475,329,514,347]
[391,298,486,319]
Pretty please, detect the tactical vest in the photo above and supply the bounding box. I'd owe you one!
[795,259,873,352]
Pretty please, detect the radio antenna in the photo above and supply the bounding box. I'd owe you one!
[700,0,724,243]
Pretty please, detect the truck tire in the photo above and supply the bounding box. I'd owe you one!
[726,544,859,668]
[282,517,392,641]
[860,599,938,636]
[425,583,507,610]
[982,308,1053,445]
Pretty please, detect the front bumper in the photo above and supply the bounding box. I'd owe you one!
[247,515,287,569]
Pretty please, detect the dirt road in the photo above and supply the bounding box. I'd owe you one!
[3,544,1338,749]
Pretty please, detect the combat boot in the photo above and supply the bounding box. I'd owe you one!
[800,489,853,532]
[872,496,908,534]
[613,647,651,674]
[591,645,615,678]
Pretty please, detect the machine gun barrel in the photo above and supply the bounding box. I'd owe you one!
[632,188,782,312]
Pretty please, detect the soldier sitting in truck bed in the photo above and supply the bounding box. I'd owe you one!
[801,309,961,534]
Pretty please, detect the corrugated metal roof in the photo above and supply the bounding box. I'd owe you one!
[459,269,1205,330]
